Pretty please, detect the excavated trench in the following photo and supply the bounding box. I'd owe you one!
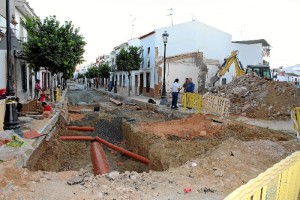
[26,89,173,173]
[26,88,295,174]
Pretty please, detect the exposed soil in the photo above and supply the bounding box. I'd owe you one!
[1,85,300,200]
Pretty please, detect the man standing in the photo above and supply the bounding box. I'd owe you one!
[182,78,188,92]
[34,79,41,100]
[186,78,195,93]
[171,78,181,110]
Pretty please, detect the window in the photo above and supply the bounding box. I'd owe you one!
[146,72,150,93]
[147,47,150,68]
[21,63,27,91]
[221,78,226,85]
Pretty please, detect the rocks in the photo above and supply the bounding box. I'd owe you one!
[106,171,120,180]
[67,176,85,185]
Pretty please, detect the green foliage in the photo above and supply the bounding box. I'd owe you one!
[77,73,84,79]
[116,46,143,76]
[85,65,98,78]
[99,63,110,79]
[21,15,86,76]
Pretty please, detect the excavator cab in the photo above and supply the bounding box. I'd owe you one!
[246,65,272,80]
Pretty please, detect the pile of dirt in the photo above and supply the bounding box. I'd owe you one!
[138,114,223,139]
[22,100,43,113]
[209,73,300,119]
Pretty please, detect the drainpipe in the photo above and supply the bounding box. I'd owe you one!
[90,140,111,175]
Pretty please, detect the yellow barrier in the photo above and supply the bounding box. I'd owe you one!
[55,89,61,102]
[291,107,300,140]
[225,151,300,200]
[0,99,5,131]
[181,93,202,113]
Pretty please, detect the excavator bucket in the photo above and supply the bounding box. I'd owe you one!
[209,76,219,87]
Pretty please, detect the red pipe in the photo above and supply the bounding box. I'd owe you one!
[59,136,93,141]
[95,136,150,164]
[66,126,95,131]
[90,141,111,175]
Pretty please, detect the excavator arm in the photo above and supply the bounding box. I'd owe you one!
[209,50,245,86]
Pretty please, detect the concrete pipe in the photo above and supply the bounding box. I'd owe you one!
[59,136,93,141]
[91,141,111,175]
[95,136,150,164]
[66,126,95,131]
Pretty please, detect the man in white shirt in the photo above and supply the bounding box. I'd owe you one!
[171,78,181,110]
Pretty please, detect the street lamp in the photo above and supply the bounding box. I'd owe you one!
[3,0,20,132]
[114,66,117,93]
[159,31,169,105]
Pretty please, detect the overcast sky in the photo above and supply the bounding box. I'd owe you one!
[27,0,300,68]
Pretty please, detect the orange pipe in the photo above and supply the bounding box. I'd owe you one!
[95,136,150,164]
[59,136,93,141]
[66,126,95,131]
[90,141,111,175]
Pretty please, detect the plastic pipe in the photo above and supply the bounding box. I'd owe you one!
[59,136,93,141]
[95,136,150,164]
[90,141,111,175]
[66,126,95,131]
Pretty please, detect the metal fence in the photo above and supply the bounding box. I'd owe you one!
[181,92,202,113]
[291,107,300,140]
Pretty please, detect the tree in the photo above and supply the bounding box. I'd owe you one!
[21,15,86,79]
[116,46,143,96]
[99,63,111,90]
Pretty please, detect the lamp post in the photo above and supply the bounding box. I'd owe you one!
[3,0,20,132]
[114,66,117,93]
[159,31,169,105]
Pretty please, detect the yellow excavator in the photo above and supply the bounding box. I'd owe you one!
[209,50,272,86]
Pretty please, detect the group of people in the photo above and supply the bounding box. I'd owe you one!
[171,78,195,110]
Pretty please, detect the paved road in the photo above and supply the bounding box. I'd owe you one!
[235,116,296,135]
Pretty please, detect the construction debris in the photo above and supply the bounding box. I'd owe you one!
[208,73,300,119]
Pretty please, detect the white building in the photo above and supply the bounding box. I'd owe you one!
[0,0,37,101]
[109,20,270,98]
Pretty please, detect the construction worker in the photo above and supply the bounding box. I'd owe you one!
[186,78,195,93]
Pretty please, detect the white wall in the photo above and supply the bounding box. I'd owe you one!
[231,43,263,67]
[0,52,6,89]
[155,21,232,62]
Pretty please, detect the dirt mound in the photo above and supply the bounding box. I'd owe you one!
[209,73,300,119]
[22,100,43,113]
[138,114,223,139]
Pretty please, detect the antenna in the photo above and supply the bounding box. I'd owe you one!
[191,13,195,21]
[130,15,136,39]
[167,8,173,26]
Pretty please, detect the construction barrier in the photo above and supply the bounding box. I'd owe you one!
[0,99,5,131]
[55,88,61,102]
[291,107,300,140]
[202,94,230,118]
[181,93,202,113]
[225,151,300,200]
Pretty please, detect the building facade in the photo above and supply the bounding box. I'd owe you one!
[0,0,37,102]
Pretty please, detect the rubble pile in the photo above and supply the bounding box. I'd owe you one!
[209,73,300,119]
